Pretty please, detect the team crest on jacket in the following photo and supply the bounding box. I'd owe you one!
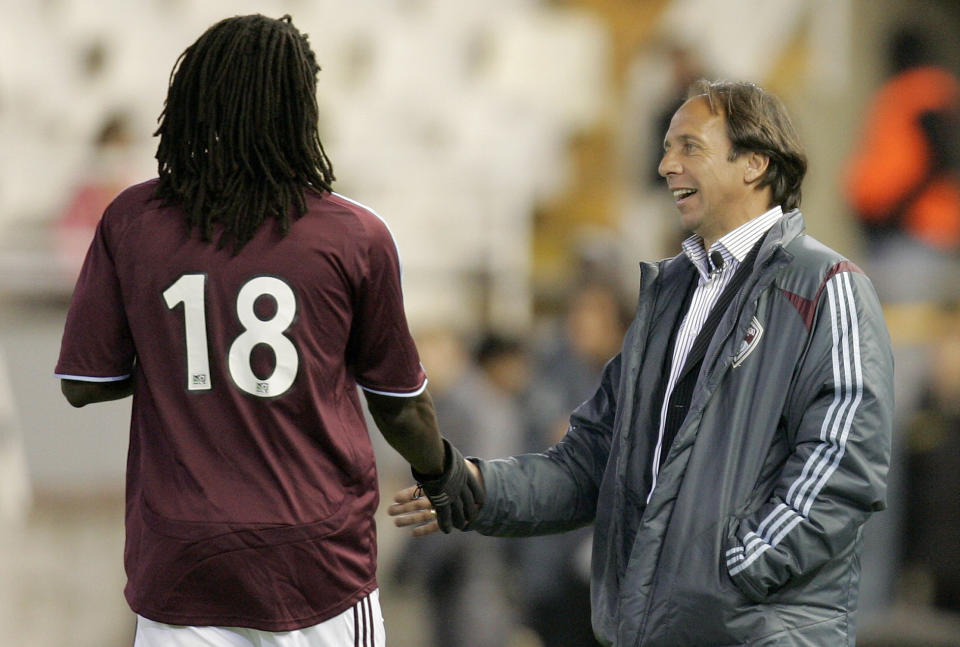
[732,316,764,367]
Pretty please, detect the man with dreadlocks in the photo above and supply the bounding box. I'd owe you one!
[54,14,481,647]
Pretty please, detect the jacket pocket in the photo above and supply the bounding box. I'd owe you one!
[649,518,785,645]
[723,513,775,603]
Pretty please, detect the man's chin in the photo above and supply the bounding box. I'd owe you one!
[678,211,701,234]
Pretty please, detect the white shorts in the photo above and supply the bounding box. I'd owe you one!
[134,589,384,647]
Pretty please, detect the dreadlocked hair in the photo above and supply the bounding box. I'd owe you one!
[154,14,335,252]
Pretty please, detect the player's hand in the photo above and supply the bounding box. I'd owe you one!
[389,457,483,537]
[389,485,442,537]
[405,440,485,533]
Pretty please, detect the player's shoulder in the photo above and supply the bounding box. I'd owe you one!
[311,191,398,244]
[319,191,388,225]
[98,178,162,226]
[93,178,163,239]
[109,178,160,212]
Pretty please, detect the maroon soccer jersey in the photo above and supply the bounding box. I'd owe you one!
[55,180,427,630]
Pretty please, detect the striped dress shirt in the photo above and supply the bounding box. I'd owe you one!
[647,205,784,502]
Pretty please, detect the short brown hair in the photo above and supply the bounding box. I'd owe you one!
[687,79,807,210]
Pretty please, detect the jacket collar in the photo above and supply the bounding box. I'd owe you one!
[758,208,804,258]
[639,209,805,297]
[681,205,784,281]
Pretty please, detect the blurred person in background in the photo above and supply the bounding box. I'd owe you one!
[843,24,960,629]
[646,44,706,189]
[53,14,481,647]
[901,300,960,614]
[844,25,960,304]
[393,331,528,647]
[530,279,632,428]
[626,40,709,259]
[393,79,894,646]
[517,279,630,647]
[55,111,139,281]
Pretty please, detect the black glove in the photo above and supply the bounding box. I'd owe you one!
[411,438,485,533]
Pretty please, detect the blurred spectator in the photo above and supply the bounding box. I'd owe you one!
[393,331,529,647]
[54,111,138,281]
[901,300,960,613]
[529,279,631,442]
[516,279,631,647]
[844,26,960,303]
[651,45,707,256]
[843,25,960,630]
[646,44,705,188]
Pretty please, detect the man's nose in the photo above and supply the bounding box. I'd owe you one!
[658,150,679,178]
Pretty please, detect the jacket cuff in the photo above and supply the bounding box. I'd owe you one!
[723,517,772,603]
[727,561,770,603]
[464,457,500,533]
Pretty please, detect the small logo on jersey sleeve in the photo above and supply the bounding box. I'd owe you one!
[732,317,764,368]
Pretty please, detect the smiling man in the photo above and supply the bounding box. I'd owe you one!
[391,79,894,646]
[661,88,786,249]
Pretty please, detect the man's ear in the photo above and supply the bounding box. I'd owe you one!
[744,152,770,184]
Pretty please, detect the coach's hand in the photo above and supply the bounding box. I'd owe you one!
[402,440,484,534]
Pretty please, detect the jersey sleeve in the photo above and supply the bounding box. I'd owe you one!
[347,214,426,397]
[55,212,135,382]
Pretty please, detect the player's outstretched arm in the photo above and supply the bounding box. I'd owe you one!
[60,378,134,407]
[364,389,445,474]
[364,389,484,532]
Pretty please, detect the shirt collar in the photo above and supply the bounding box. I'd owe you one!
[682,205,783,280]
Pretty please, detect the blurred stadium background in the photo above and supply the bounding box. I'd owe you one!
[2,0,959,645]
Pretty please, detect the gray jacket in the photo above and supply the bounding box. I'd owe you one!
[470,210,894,646]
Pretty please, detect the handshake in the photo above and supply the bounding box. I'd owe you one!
[391,438,485,535]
